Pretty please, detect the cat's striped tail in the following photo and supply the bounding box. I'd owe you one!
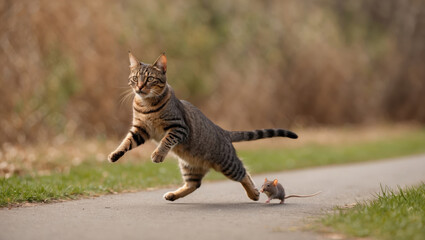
[229,128,298,143]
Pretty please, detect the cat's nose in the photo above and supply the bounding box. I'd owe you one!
[136,88,147,94]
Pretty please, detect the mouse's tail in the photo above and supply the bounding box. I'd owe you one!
[228,128,298,143]
[284,191,322,199]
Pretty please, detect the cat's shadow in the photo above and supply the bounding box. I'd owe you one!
[157,201,298,211]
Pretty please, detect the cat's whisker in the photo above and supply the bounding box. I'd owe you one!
[119,89,135,106]
[114,85,132,89]
[119,88,133,98]
[151,89,161,95]
[124,93,135,105]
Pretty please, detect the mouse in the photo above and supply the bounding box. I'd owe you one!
[260,178,321,204]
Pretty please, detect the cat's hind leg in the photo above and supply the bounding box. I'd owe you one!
[217,156,260,201]
[240,172,260,201]
[163,161,208,201]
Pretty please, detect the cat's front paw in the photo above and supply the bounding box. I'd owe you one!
[108,151,124,163]
[151,150,165,163]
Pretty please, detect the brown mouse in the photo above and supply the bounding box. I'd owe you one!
[260,178,321,204]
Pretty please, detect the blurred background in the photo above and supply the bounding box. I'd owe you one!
[1,0,424,145]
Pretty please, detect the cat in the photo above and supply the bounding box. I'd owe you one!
[108,52,298,201]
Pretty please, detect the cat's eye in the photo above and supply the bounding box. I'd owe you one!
[146,76,155,82]
[130,76,138,83]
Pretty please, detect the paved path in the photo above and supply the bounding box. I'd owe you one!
[1,155,425,240]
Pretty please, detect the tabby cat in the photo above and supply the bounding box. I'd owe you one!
[108,52,298,201]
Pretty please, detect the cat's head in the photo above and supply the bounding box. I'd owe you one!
[128,52,167,98]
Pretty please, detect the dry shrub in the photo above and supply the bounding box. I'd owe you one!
[0,0,128,143]
[0,0,424,144]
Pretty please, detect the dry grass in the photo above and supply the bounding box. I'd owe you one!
[1,0,424,145]
[234,124,421,150]
[0,137,156,178]
[1,124,422,178]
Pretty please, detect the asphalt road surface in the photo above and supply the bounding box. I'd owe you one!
[1,154,425,240]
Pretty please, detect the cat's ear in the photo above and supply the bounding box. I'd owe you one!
[128,51,139,68]
[153,53,167,74]
[273,179,278,186]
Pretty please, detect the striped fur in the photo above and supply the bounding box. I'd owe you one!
[230,128,298,142]
[108,52,298,202]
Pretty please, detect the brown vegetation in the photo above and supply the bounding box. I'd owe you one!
[0,124,420,178]
[1,0,424,144]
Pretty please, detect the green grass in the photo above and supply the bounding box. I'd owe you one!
[0,161,182,207]
[208,129,425,179]
[2,129,425,207]
[322,184,425,240]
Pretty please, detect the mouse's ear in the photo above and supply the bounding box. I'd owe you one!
[264,178,268,182]
[273,179,278,186]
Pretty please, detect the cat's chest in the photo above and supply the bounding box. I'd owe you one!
[141,116,167,142]
[149,127,166,142]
